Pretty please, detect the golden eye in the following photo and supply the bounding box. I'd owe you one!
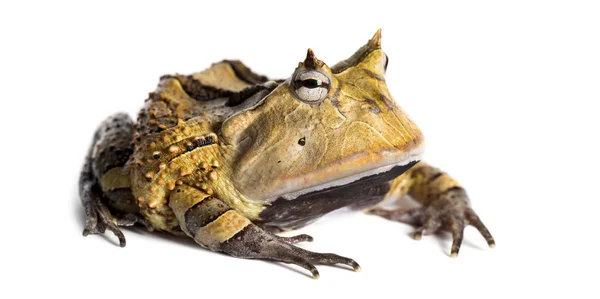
[292,70,330,103]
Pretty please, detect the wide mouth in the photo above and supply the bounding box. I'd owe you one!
[266,144,425,202]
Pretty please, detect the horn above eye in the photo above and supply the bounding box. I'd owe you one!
[291,70,330,104]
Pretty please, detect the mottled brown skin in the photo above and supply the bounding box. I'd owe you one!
[79,29,494,278]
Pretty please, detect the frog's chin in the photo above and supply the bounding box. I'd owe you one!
[266,146,425,202]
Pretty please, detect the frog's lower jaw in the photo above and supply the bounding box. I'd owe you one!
[258,158,421,230]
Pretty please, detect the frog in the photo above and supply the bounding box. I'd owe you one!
[79,29,494,279]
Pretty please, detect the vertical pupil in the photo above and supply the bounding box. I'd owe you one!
[302,79,320,89]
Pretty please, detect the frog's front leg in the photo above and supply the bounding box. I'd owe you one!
[169,185,360,279]
[368,162,495,257]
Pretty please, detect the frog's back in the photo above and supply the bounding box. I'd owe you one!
[133,60,271,140]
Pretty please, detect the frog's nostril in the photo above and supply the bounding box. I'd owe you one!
[298,137,306,146]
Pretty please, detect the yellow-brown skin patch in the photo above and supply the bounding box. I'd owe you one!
[196,210,252,249]
[100,167,131,192]
[385,161,463,206]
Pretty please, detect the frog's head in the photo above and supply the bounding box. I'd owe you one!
[221,29,424,201]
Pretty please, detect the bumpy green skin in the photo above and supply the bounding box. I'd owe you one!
[79,30,494,278]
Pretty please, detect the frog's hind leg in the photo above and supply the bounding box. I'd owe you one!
[79,113,149,247]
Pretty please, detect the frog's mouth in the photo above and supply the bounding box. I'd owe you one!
[266,144,424,202]
[258,145,424,229]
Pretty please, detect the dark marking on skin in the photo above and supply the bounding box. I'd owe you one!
[363,69,385,81]
[329,85,350,120]
[93,114,134,177]
[380,93,396,110]
[223,60,269,85]
[437,186,465,197]
[259,161,419,230]
[170,75,234,102]
[95,146,133,176]
[184,197,231,233]
[193,135,216,148]
[169,73,274,107]
[329,86,341,108]
[226,85,271,107]
[223,224,255,247]
[384,54,389,71]
[445,186,465,192]
[363,98,381,114]
[105,188,138,214]
[429,172,444,183]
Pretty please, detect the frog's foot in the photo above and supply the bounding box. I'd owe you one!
[82,191,156,247]
[222,225,359,279]
[368,188,495,257]
[81,189,127,247]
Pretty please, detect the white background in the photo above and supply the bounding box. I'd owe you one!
[1,1,599,298]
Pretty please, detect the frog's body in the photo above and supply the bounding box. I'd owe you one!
[80,30,494,278]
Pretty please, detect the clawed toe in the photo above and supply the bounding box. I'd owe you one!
[306,252,361,272]
[369,197,494,257]
[412,228,424,240]
[277,234,314,244]
[82,201,127,247]
[465,208,495,248]
[448,217,465,257]
[221,225,359,279]
[280,247,360,278]
[367,207,423,225]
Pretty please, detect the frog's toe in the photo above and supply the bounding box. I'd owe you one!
[465,208,495,248]
[273,247,360,278]
[411,215,442,241]
[82,214,105,235]
[277,233,313,244]
[444,208,495,257]
[369,189,495,257]
[418,204,494,257]
[221,225,359,279]
[115,213,154,232]
[367,207,424,225]
[82,198,127,247]
[269,243,360,278]
[305,251,361,272]
[447,216,466,257]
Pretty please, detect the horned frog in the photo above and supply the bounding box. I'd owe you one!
[79,29,494,278]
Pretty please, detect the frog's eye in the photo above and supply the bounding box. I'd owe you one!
[292,70,330,104]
